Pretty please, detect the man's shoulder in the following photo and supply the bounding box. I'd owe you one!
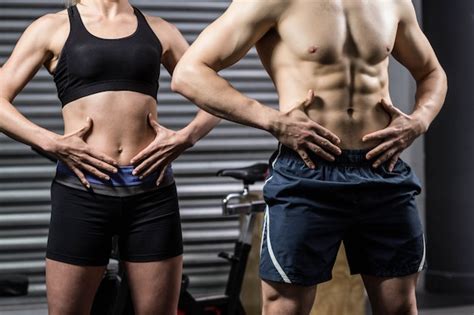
[230,0,289,19]
[393,0,418,23]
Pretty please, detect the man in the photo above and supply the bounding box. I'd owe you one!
[172,1,447,314]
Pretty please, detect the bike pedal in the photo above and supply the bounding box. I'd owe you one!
[218,252,239,262]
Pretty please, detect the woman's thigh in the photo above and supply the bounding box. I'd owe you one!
[46,258,106,315]
[125,255,183,315]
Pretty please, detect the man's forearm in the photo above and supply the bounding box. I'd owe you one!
[171,62,281,135]
[411,67,448,132]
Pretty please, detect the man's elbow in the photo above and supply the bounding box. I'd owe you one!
[439,66,448,92]
[171,62,197,96]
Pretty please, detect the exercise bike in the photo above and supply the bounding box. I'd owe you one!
[177,163,268,315]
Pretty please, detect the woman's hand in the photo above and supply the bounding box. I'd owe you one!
[130,114,193,185]
[49,117,118,188]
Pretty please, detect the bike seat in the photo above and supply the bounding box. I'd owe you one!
[217,163,269,184]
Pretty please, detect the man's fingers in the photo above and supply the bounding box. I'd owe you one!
[379,98,399,116]
[68,164,90,189]
[311,123,341,144]
[362,127,398,142]
[296,149,316,169]
[366,139,397,160]
[303,89,315,107]
[373,147,399,168]
[75,117,93,138]
[380,98,409,118]
[311,133,342,155]
[307,143,335,162]
[388,152,401,172]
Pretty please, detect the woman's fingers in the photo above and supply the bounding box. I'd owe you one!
[155,165,169,186]
[78,162,111,181]
[67,163,90,189]
[82,154,117,174]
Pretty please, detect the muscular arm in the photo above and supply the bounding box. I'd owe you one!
[153,18,221,145]
[0,14,61,151]
[392,0,448,132]
[171,0,283,133]
[363,1,447,169]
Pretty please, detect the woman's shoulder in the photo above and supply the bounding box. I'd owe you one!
[141,13,183,50]
[31,9,69,32]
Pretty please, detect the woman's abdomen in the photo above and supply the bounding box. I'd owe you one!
[62,91,158,165]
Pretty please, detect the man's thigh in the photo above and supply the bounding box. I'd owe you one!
[262,280,317,315]
[362,273,419,315]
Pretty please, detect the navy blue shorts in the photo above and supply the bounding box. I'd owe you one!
[260,144,426,286]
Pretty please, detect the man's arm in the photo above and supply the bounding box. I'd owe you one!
[171,0,281,131]
[363,0,447,170]
[392,0,447,131]
[172,0,341,167]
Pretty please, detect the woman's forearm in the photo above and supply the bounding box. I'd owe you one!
[0,98,58,152]
[179,110,221,145]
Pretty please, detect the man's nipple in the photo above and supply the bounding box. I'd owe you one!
[308,46,318,54]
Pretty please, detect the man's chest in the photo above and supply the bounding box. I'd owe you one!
[276,1,399,65]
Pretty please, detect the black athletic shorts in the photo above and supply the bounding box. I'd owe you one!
[46,161,183,266]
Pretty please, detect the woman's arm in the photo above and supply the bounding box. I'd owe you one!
[130,17,220,182]
[0,12,118,188]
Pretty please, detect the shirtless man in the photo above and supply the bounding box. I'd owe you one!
[172,0,447,314]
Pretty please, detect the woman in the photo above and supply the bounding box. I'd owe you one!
[0,0,220,314]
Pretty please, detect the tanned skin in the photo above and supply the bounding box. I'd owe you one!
[0,0,220,314]
[172,0,447,314]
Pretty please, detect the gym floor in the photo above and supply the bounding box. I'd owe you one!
[2,291,474,315]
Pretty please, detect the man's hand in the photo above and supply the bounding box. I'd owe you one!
[50,117,118,188]
[363,99,426,171]
[131,114,193,185]
[273,90,342,169]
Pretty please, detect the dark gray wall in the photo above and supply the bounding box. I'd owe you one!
[423,0,474,294]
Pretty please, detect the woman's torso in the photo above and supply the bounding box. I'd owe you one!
[45,4,162,165]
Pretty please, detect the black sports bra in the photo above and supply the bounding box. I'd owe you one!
[53,5,162,107]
